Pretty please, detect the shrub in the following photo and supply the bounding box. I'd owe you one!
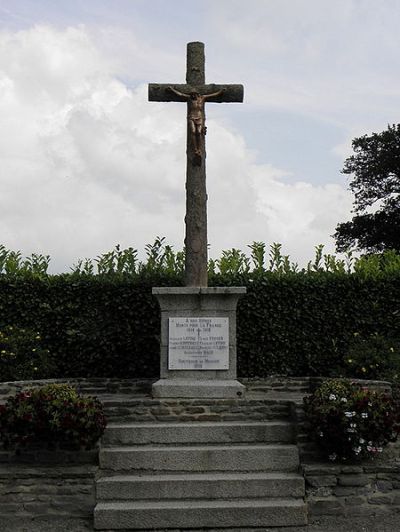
[304,379,400,461]
[0,383,106,450]
[344,332,400,380]
[0,326,55,381]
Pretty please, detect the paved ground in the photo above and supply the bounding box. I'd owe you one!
[2,514,400,532]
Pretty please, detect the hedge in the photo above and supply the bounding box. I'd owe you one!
[237,272,399,377]
[0,270,398,379]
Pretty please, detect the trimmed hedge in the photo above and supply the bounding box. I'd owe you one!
[0,271,398,379]
[0,274,177,379]
[238,272,400,377]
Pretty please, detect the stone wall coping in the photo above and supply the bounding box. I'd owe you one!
[302,461,400,475]
[0,464,97,478]
[0,376,391,387]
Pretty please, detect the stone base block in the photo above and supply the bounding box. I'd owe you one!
[152,379,245,399]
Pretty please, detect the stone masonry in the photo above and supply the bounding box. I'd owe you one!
[1,377,400,527]
[0,464,96,519]
[304,462,400,518]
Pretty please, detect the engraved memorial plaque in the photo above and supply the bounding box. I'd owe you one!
[168,317,229,370]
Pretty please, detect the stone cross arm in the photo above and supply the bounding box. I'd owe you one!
[148,83,244,103]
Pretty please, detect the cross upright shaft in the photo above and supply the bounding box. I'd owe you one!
[148,42,243,286]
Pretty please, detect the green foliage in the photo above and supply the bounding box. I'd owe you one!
[344,333,400,380]
[37,383,79,400]
[0,241,398,380]
[0,384,106,450]
[334,124,400,253]
[0,326,56,381]
[3,240,400,278]
[354,249,400,276]
[0,245,50,277]
[304,379,400,461]
[237,269,400,377]
[215,248,250,276]
[71,238,185,278]
[248,241,266,272]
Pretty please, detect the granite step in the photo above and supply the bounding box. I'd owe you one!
[96,471,305,501]
[99,444,300,472]
[94,498,308,530]
[101,421,294,446]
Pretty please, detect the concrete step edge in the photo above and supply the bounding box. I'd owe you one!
[100,443,298,452]
[104,420,294,428]
[95,498,306,509]
[97,471,304,482]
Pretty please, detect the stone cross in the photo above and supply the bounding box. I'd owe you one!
[148,42,243,287]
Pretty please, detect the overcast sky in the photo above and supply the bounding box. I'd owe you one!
[1,0,399,272]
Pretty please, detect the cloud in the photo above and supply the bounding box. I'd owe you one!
[0,24,352,272]
[207,122,353,262]
[207,0,400,133]
[0,26,185,269]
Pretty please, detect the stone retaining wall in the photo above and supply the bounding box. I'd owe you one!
[0,448,98,465]
[0,464,96,519]
[0,378,153,399]
[103,397,291,422]
[1,377,399,523]
[0,376,389,399]
[303,462,400,517]
[294,382,400,519]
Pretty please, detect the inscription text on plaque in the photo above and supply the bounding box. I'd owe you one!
[168,317,229,370]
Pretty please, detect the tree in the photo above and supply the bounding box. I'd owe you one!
[334,124,400,253]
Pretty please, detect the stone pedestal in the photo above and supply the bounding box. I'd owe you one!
[152,287,246,398]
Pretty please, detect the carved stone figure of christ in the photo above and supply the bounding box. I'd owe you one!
[168,87,224,161]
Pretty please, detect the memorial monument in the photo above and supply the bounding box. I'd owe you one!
[149,42,246,398]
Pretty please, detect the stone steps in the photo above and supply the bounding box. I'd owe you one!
[94,498,307,530]
[94,418,307,530]
[99,443,300,472]
[96,471,305,500]
[101,420,294,445]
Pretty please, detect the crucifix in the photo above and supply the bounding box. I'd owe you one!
[148,42,244,287]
